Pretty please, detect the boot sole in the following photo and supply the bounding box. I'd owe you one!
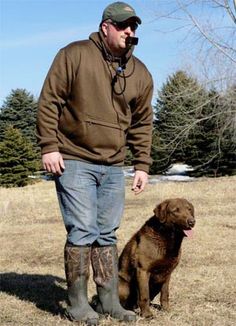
[86,318,99,326]
[65,311,99,325]
[123,314,137,322]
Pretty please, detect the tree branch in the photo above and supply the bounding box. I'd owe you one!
[224,0,236,24]
[177,0,236,63]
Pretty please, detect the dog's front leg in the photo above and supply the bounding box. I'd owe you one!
[137,267,153,318]
[160,276,170,311]
[118,275,130,307]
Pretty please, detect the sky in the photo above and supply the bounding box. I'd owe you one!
[0,0,198,106]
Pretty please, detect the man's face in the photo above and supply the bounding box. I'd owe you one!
[101,19,138,56]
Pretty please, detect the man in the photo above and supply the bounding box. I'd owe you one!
[37,2,153,325]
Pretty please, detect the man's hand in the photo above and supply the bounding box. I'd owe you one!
[42,152,65,175]
[132,170,149,195]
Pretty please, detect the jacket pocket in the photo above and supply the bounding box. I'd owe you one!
[58,111,87,145]
[81,117,125,155]
[59,113,125,156]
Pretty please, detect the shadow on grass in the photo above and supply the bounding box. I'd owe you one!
[0,272,67,316]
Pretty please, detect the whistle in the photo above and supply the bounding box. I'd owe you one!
[126,36,139,46]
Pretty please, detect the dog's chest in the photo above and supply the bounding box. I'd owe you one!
[150,255,180,281]
[143,228,181,257]
[139,229,182,277]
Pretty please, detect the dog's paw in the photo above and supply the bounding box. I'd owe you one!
[141,309,153,319]
[161,303,170,312]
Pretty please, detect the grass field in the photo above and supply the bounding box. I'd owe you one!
[0,176,236,326]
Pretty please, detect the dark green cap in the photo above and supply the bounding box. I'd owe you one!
[102,2,142,24]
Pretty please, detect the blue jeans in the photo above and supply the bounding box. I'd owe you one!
[55,160,125,246]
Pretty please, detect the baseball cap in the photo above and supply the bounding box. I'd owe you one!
[102,2,142,24]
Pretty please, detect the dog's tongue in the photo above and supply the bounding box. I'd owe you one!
[183,229,193,238]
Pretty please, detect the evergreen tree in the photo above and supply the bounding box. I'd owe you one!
[151,70,236,176]
[220,85,236,175]
[191,87,236,176]
[0,89,38,146]
[151,70,208,174]
[0,126,39,187]
[124,147,134,166]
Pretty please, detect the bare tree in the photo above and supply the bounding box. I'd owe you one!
[150,1,236,175]
[152,0,236,86]
[179,0,235,61]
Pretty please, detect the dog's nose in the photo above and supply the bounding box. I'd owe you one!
[187,218,195,228]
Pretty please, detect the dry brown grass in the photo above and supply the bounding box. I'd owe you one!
[0,176,236,326]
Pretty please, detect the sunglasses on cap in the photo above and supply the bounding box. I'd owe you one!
[111,20,138,32]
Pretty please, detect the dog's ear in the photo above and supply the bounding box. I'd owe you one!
[153,200,169,223]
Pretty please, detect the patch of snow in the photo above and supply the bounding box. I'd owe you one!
[166,163,194,175]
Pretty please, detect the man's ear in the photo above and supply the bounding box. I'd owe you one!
[101,21,109,36]
[153,200,169,223]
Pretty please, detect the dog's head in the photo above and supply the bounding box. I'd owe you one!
[153,198,195,237]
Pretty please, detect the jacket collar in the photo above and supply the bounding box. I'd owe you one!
[89,31,134,66]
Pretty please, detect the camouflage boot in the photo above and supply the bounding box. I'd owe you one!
[64,244,99,326]
[91,245,136,322]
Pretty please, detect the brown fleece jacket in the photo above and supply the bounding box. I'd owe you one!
[36,31,153,172]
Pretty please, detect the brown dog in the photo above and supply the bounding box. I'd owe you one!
[118,198,195,318]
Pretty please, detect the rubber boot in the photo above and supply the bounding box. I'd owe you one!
[91,245,136,322]
[64,244,99,326]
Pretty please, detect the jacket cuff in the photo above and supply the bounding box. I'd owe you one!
[134,163,150,174]
[41,144,59,155]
